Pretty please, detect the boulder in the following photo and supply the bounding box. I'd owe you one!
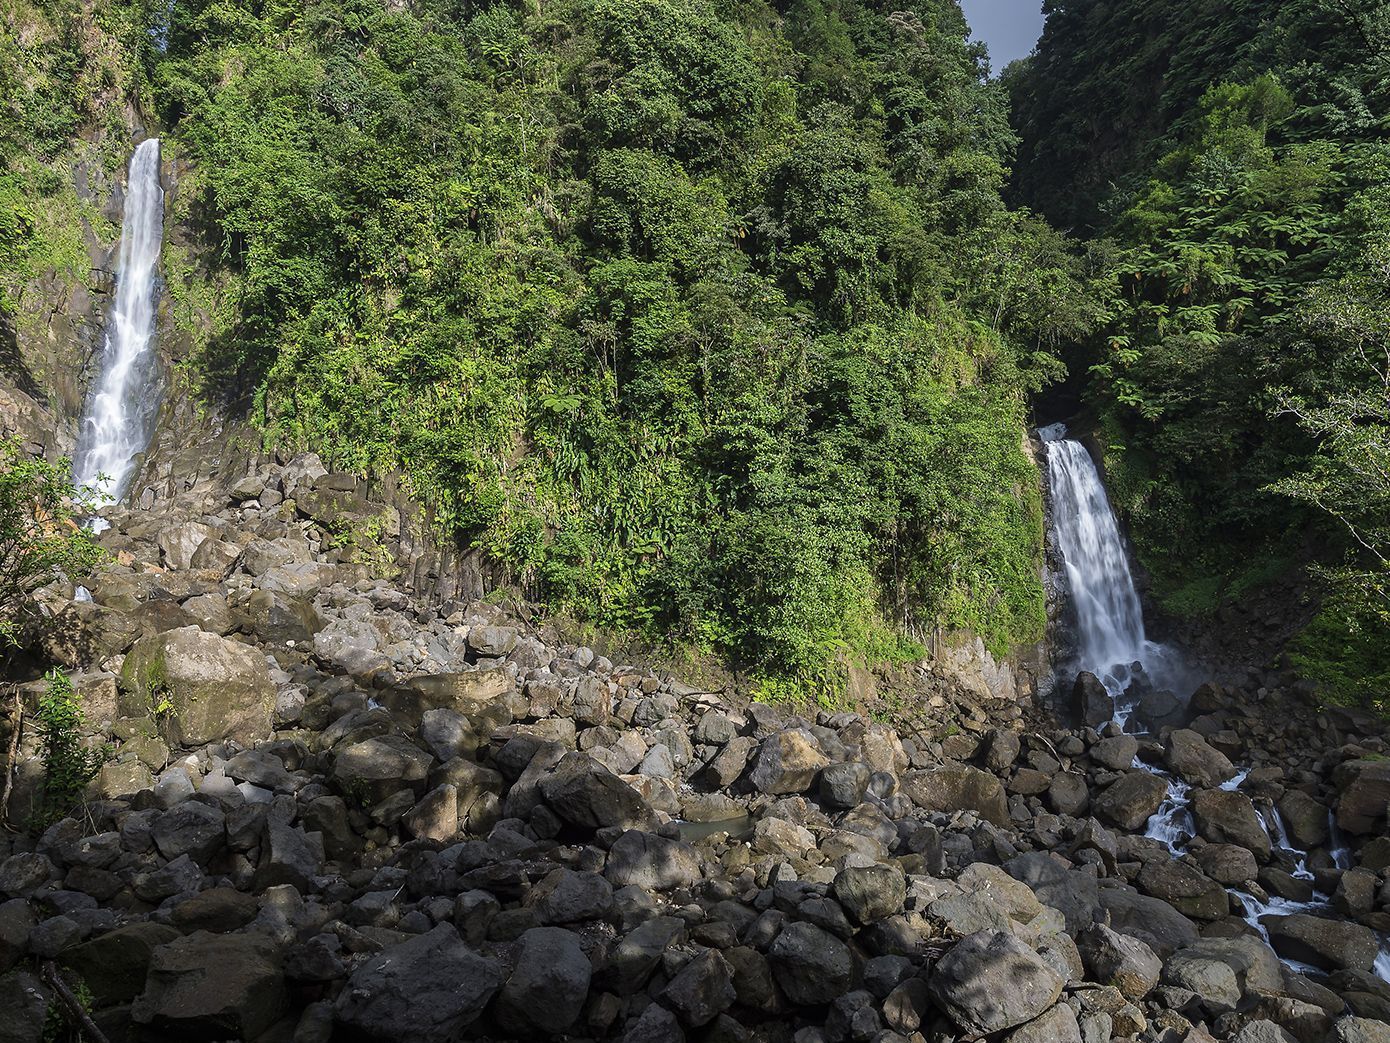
[495,927,592,1036]
[1335,759,1390,835]
[0,970,47,1043]
[820,762,872,809]
[749,730,829,795]
[662,949,736,1027]
[903,764,1009,827]
[1094,771,1169,831]
[768,922,853,1005]
[1266,913,1378,972]
[1166,731,1236,788]
[120,627,275,747]
[1334,1017,1390,1043]
[1136,860,1229,920]
[604,830,702,890]
[1077,923,1161,1000]
[1073,672,1112,728]
[1278,790,1331,850]
[539,754,653,830]
[834,864,906,925]
[384,669,513,722]
[1006,1002,1083,1043]
[131,931,287,1040]
[60,922,181,1005]
[313,619,390,679]
[331,736,433,805]
[334,925,502,1042]
[1092,734,1139,771]
[928,930,1064,1036]
[1098,887,1199,958]
[1191,789,1271,860]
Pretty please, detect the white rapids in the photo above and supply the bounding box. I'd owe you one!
[1040,421,1390,984]
[72,138,165,523]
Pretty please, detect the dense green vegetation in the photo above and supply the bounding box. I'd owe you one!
[136,0,1098,683]
[1010,0,1390,702]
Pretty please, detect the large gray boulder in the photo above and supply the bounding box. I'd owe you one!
[1266,913,1378,972]
[1073,672,1112,728]
[604,830,701,890]
[1335,759,1390,835]
[334,925,502,1042]
[903,764,1009,827]
[1093,771,1169,831]
[494,927,592,1036]
[1191,789,1271,860]
[750,730,829,795]
[1077,923,1161,1000]
[1098,887,1199,958]
[928,930,1064,1036]
[768,922,853,1005]
[331,736,433,805]
[539,754,653,830]
[120,627,275,747]
[131,931,287,1040]
[1165,730,1236,788]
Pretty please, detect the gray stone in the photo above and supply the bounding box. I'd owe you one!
[750,730,829,795]
[539,754,652,830]
[833,864,906,925]
[1077,923,1161,1000]
[605,830,701,891]
[495,926,592,1036]
[334,925,502,1042]
[132,931,287,1040]
[1266,913,1378,972]
[1006,1002,1083,1043]
[928,930,1064,1036]
[1094,771,1169,831]
[1165,730,1236,788]
[662,948,736,1027]
[768,922,853,1006]
[903,764,1009,827]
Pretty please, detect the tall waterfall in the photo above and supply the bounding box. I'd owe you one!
[73,138,165,517]
[1039,423,1185,710]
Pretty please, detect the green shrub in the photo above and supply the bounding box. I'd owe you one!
[34,670,107,824]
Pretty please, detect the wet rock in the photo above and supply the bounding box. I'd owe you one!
[1191,789,1271,860]
[1266,913,1378,972]
[1094,771,1169,831]
[334,924,503,1042]
[1166,730,1236,788]
[1074,672,1112,728]
[1335,760,1390,836]
[131,931,287,1040]
[1196,843,1258,885]
[928,930,1064,1036]
[120,627,276,747]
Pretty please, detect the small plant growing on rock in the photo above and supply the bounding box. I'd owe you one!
[0,438,106,646]
[34,670,107,825]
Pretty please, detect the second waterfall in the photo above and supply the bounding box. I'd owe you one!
[73,138,166,520]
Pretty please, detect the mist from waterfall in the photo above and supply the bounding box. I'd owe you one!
[73,138,165,519]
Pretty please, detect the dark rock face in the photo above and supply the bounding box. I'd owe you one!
[1073,671,1113,728]
[131,931,287,1040]
[1093,771,1169,831]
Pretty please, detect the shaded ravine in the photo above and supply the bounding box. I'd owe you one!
[1040,422,1390,981]
[73,138,165,526]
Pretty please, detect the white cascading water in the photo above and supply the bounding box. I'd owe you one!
[1040,421,1390,981]
[72,138,165,522]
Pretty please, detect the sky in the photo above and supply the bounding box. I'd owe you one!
[959,0,1046,71]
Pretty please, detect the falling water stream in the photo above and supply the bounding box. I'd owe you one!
[1040,422,1390,982]
[73,138,165,525]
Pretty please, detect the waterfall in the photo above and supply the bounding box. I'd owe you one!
[73,138,165,521]
[1039,424,1148,684]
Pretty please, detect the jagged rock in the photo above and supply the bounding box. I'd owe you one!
[131,931,287,1040]
[254,818,324,891]
[1006,1002,1083,1043]
[1278,789,1331,850]
[386,669,512,722]
[1074,672,1112,728]
[1137,860,1229,920]
[120,627,276,747]
[1191,789,1271,860]
[331,735,432,804]
[1098,888,1199,958]
[603,917,687,994]
[151,800,226,862]
[621,1002,683,1043]
[1230,1020,1298,1043]
[1334,1016,1390,1042]
[1196,843,1258,885]
[768,922,853,1006]
[1006,852,1101,934]
[605,830,701,890]
[60,922,182,1005]
[1048,773,1090,816]
[1092,734,1139,771]
[539,754,653,829]
[1335,760,1390,835]
[526,868,614,924]
[985,728,1021,771]
[1094,771,1169,831]
[0,970,47,1043]
[928,930,1064,1036]
[662,949,736,1027]
[819,762,871,809]
[334,925,502,1042]
[833,864,906,925]
[1078,923,1161,1000]
[1266,913,1378,972]
[158,522,217,570]
[495,927,592,1036]
[0,900,34,972]
[903,764,1009,827]
[1165,730,1236,788]
[313,619,391,679]
[749,730,829,795]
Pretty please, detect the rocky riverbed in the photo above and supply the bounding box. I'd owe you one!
[2,452,1390,1043]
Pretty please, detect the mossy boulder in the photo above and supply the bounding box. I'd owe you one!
[119,627,276,748]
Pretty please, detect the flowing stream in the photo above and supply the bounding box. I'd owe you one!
[73,138,165,523]
[1040,423,1390,981]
